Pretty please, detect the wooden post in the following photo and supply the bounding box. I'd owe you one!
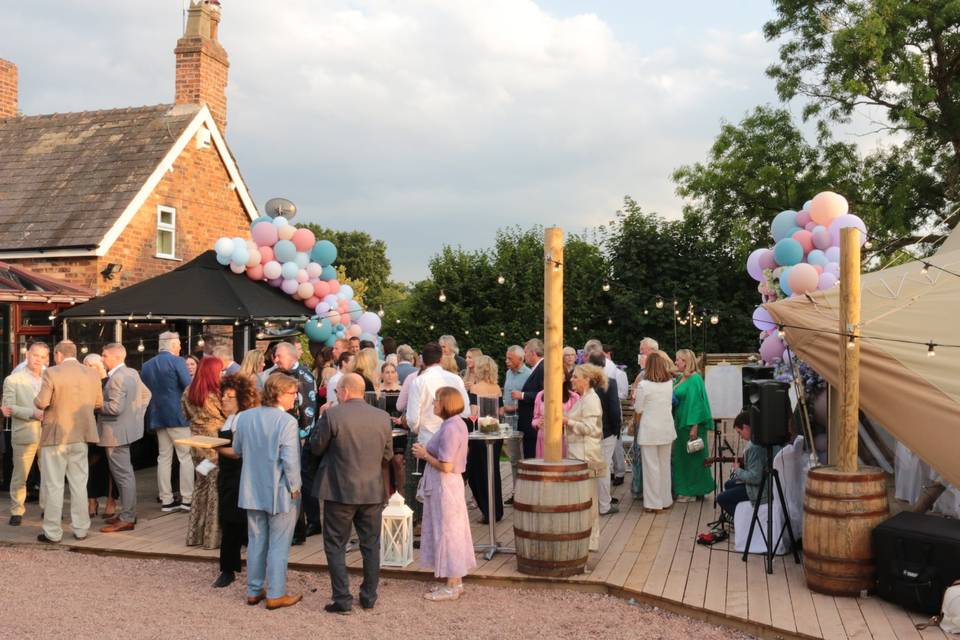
[543,227,564,462]
[837,227,861,472]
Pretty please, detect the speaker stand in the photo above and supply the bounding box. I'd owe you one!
[711,418,736,509]
[741,445,801,573]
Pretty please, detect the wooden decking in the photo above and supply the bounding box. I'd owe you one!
[0,462,944,640]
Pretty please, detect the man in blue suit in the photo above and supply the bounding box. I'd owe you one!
[512,338,544,459]
[140,331,194,512]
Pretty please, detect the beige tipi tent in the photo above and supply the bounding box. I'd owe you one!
[765,231,960,489]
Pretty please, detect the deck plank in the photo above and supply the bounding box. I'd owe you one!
[663,498,704,602]
[641,502,687,597]
[682,499,717,609]
[745,553,772,626]
[767,557,798,634]
[835,596,873,640]
[784,551,822,639]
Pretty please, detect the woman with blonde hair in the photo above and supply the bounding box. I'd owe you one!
[633,352,676,512]
[461,347,483,391]
[563,363,606,551]
[238,349,266,389]
[465,355,503,524]
[440,354,460,375]
[671,349,715,502]
[353,347,380,392]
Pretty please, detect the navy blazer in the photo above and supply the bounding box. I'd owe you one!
[140,351,192,430]
[516,359,544,436]
[599,379,622,439]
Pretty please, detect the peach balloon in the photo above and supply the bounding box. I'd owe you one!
[304,296,319,310]
[786,262,819,295]
[277,224,296,241]
[327,279,341,294]
[291,228,316,253]
[297,282,314,299]
[791,229,813,254]
[259,246,274,263]
[246,264,264,280]
[313,280,330,298]
[809,191,848,226]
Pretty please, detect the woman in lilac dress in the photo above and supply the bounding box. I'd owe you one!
[412,386,476,601]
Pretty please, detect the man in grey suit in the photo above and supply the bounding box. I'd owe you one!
[99,343,152,533]
[311,373,392,614]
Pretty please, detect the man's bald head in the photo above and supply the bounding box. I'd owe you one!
[337,373,366,400]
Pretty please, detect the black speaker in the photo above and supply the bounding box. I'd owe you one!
[745,380,790,446]
[741,364,774,411]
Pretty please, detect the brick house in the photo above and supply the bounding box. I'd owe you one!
[0,0,256,296]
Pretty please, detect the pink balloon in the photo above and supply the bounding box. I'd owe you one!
[277,224,296,241]
[758,249,777,271]
[327,311,341,326]
[245,248,262,268]
[306,262,323,279]
[327,279,341,294]
[251,221,278,247]
[791,229,814,255]
[246,264,264,280]
[304,296,319,309]
[787,262,819,294]
[291,228,316,253]
[281,279,299,295]
[818,272,838,290]
[811,225,831,250]
[297,282,314,299]
[810,191,848,226]
[338,299,349,312]
[795,210,811,227]
[760,334,785,365]
[348,324,363,338]
[296,269,309,283]
[813,264,823,274]
[313,280,330,298]
[263,260,282,280]
[804,221,818,231]
[258,246,274,263]
[229,263,246,274]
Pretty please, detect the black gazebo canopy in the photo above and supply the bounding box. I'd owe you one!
[61,251,310,320]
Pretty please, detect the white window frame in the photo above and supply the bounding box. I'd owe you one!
[156,205,178,260]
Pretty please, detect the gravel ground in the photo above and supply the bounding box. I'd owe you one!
[0,546,755,640]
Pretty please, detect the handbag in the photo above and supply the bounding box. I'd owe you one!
[916,580,960,633]
[686,437,705,454]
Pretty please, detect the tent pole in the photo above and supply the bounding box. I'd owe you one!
[543,227,564,463]
[838,227,861,472]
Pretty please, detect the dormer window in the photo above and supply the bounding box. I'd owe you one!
[156,205,177,259]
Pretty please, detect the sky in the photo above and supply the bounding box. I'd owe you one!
[3,0,830,282]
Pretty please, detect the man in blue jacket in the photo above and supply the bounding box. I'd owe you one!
[141,331,194,512]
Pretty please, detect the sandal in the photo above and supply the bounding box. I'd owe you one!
[424,586,463,601]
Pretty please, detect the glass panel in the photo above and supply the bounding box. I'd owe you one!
[19,309,54,328]
[157,229,174,256]
[159,209,174,226]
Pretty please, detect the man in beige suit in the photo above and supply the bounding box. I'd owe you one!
[34,340,104,542]
[1,341,49,526]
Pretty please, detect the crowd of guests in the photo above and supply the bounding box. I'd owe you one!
[4,327,780,612]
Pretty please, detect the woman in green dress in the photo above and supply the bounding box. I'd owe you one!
[671,349,715,502]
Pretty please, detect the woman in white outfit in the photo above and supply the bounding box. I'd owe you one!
[633,351,676,512]
[563,363,607,551]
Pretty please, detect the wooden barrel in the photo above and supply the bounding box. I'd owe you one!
[803,466,889,596]
[513,459,594,577]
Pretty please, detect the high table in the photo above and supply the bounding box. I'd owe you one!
[469,430,522,560]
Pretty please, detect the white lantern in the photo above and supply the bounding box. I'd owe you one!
[380,491,414,567]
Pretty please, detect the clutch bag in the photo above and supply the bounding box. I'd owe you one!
[686,437,705,454]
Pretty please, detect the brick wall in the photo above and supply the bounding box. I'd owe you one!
[0,59,17,119]
[175,38,229,133]
[6,129,252,295]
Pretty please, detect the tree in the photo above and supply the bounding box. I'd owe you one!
[764,0,958,230]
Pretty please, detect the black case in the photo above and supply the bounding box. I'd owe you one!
[872,511,960,615]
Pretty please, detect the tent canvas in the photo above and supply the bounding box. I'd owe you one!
[61,250,311,320]
[764,232,960,489]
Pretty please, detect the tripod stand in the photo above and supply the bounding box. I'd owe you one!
[742,444,801,573]
[711,419,736,509]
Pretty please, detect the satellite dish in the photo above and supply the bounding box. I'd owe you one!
[264,197,297,221]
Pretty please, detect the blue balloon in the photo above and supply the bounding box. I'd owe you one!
[807,249,828,267]
[216,252,231,266]
[802,200,812,211]
[311,240,338,266]
[274,239,297,263]
[774,237,803,266]
[320,265,337,281]
[281,261,299,280]
[339,284,354,300]
[294,252,310,269]
[272,216,289,228]
[250,216,271,229]
[324,334,338,347]
[779,267,793,296]
[347,300,362,320]
[359,332,376,343]
[305,317,332,342]
[230,246,249,266]
[771,210,798,242]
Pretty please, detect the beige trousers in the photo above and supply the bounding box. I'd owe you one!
[9,442,43,516]
[40,442,90,541]
[156,427,194,504]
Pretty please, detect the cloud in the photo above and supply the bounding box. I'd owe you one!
[4,0,779,281]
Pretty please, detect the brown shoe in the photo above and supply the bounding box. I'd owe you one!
[246,591,267,606]
[104,515,121,525]
[265,594,302,610]
[100,521,135,533]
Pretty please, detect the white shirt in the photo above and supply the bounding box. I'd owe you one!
[326,371,344,407]
[405,365,470,444]
[603,358,629,401]
[107,363,124,378]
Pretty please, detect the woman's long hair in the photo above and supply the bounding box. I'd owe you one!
[187,356,223,408]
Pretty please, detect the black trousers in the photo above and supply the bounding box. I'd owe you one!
[219,517,246,573]
[717,479,748,519]
[322,501,383,609]
[465,440,503,521]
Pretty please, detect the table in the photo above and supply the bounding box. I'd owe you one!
[468,430,522,560]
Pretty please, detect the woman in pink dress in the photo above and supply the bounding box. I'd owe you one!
[532,373,579,458]
[412,386,476,601]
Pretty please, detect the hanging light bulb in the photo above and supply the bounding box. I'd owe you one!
[572,325,578,331]
[234,319,240,326]
[535,330,540,336]
[80,344,89,355]
[128,313,134,321]
[465,330,470,335]
[500,331,505,337]
[927,341,936,357]
[552,262,560,273]
[602,282,610,292]
[160,318,167,324]
[196,336,205,348]
[655,298,664,309]
[847,334,856,349]
[438,290,446,303]
[643,309,649,315]
[48,311,56,321]
[864,240,873,250]
[607,318,613,325]
[137,340,145,353]
[377,306,385,317]
[777,326,786,340]
[396,319,401,324]
[497,275,505,285]
[710,314,719,325]
[429,324,435,331]
[921,262,930,275]
[99,308,105,315]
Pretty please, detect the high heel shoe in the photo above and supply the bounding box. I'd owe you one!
[88,502,99,519]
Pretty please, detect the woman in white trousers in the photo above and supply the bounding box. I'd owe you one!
[632,352,676,512]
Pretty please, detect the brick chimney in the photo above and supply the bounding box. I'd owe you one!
[175,0,229,133]
[0,59,17,119]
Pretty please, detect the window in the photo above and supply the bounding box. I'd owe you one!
[156,206,177,259]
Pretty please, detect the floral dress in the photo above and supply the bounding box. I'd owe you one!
[182,391,225,549]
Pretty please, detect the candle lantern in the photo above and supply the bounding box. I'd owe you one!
[380,491,413,567]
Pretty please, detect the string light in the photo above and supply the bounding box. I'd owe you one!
[99,309,105,315]
[777,326,786,340]
[137,340,145,353]
[497,275,505,285]
[928,341,937,357]
[921,262,929,275]
[710,314,719,325]
[465,330,470,335]
[377,306,385,317]
[196,337,205,348]
[395,319,401,324]
[438,290,447,303]
[500,331,505,337]
[80,344,89,354]
[429,324,435,330]
[602,282,610,292]
[607,318,613,325]
[48,311,56,321]
[643,309,649,315]
[655,298,664,309]
[572,325,578,331]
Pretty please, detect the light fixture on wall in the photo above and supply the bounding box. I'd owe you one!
[100,263,123,280]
